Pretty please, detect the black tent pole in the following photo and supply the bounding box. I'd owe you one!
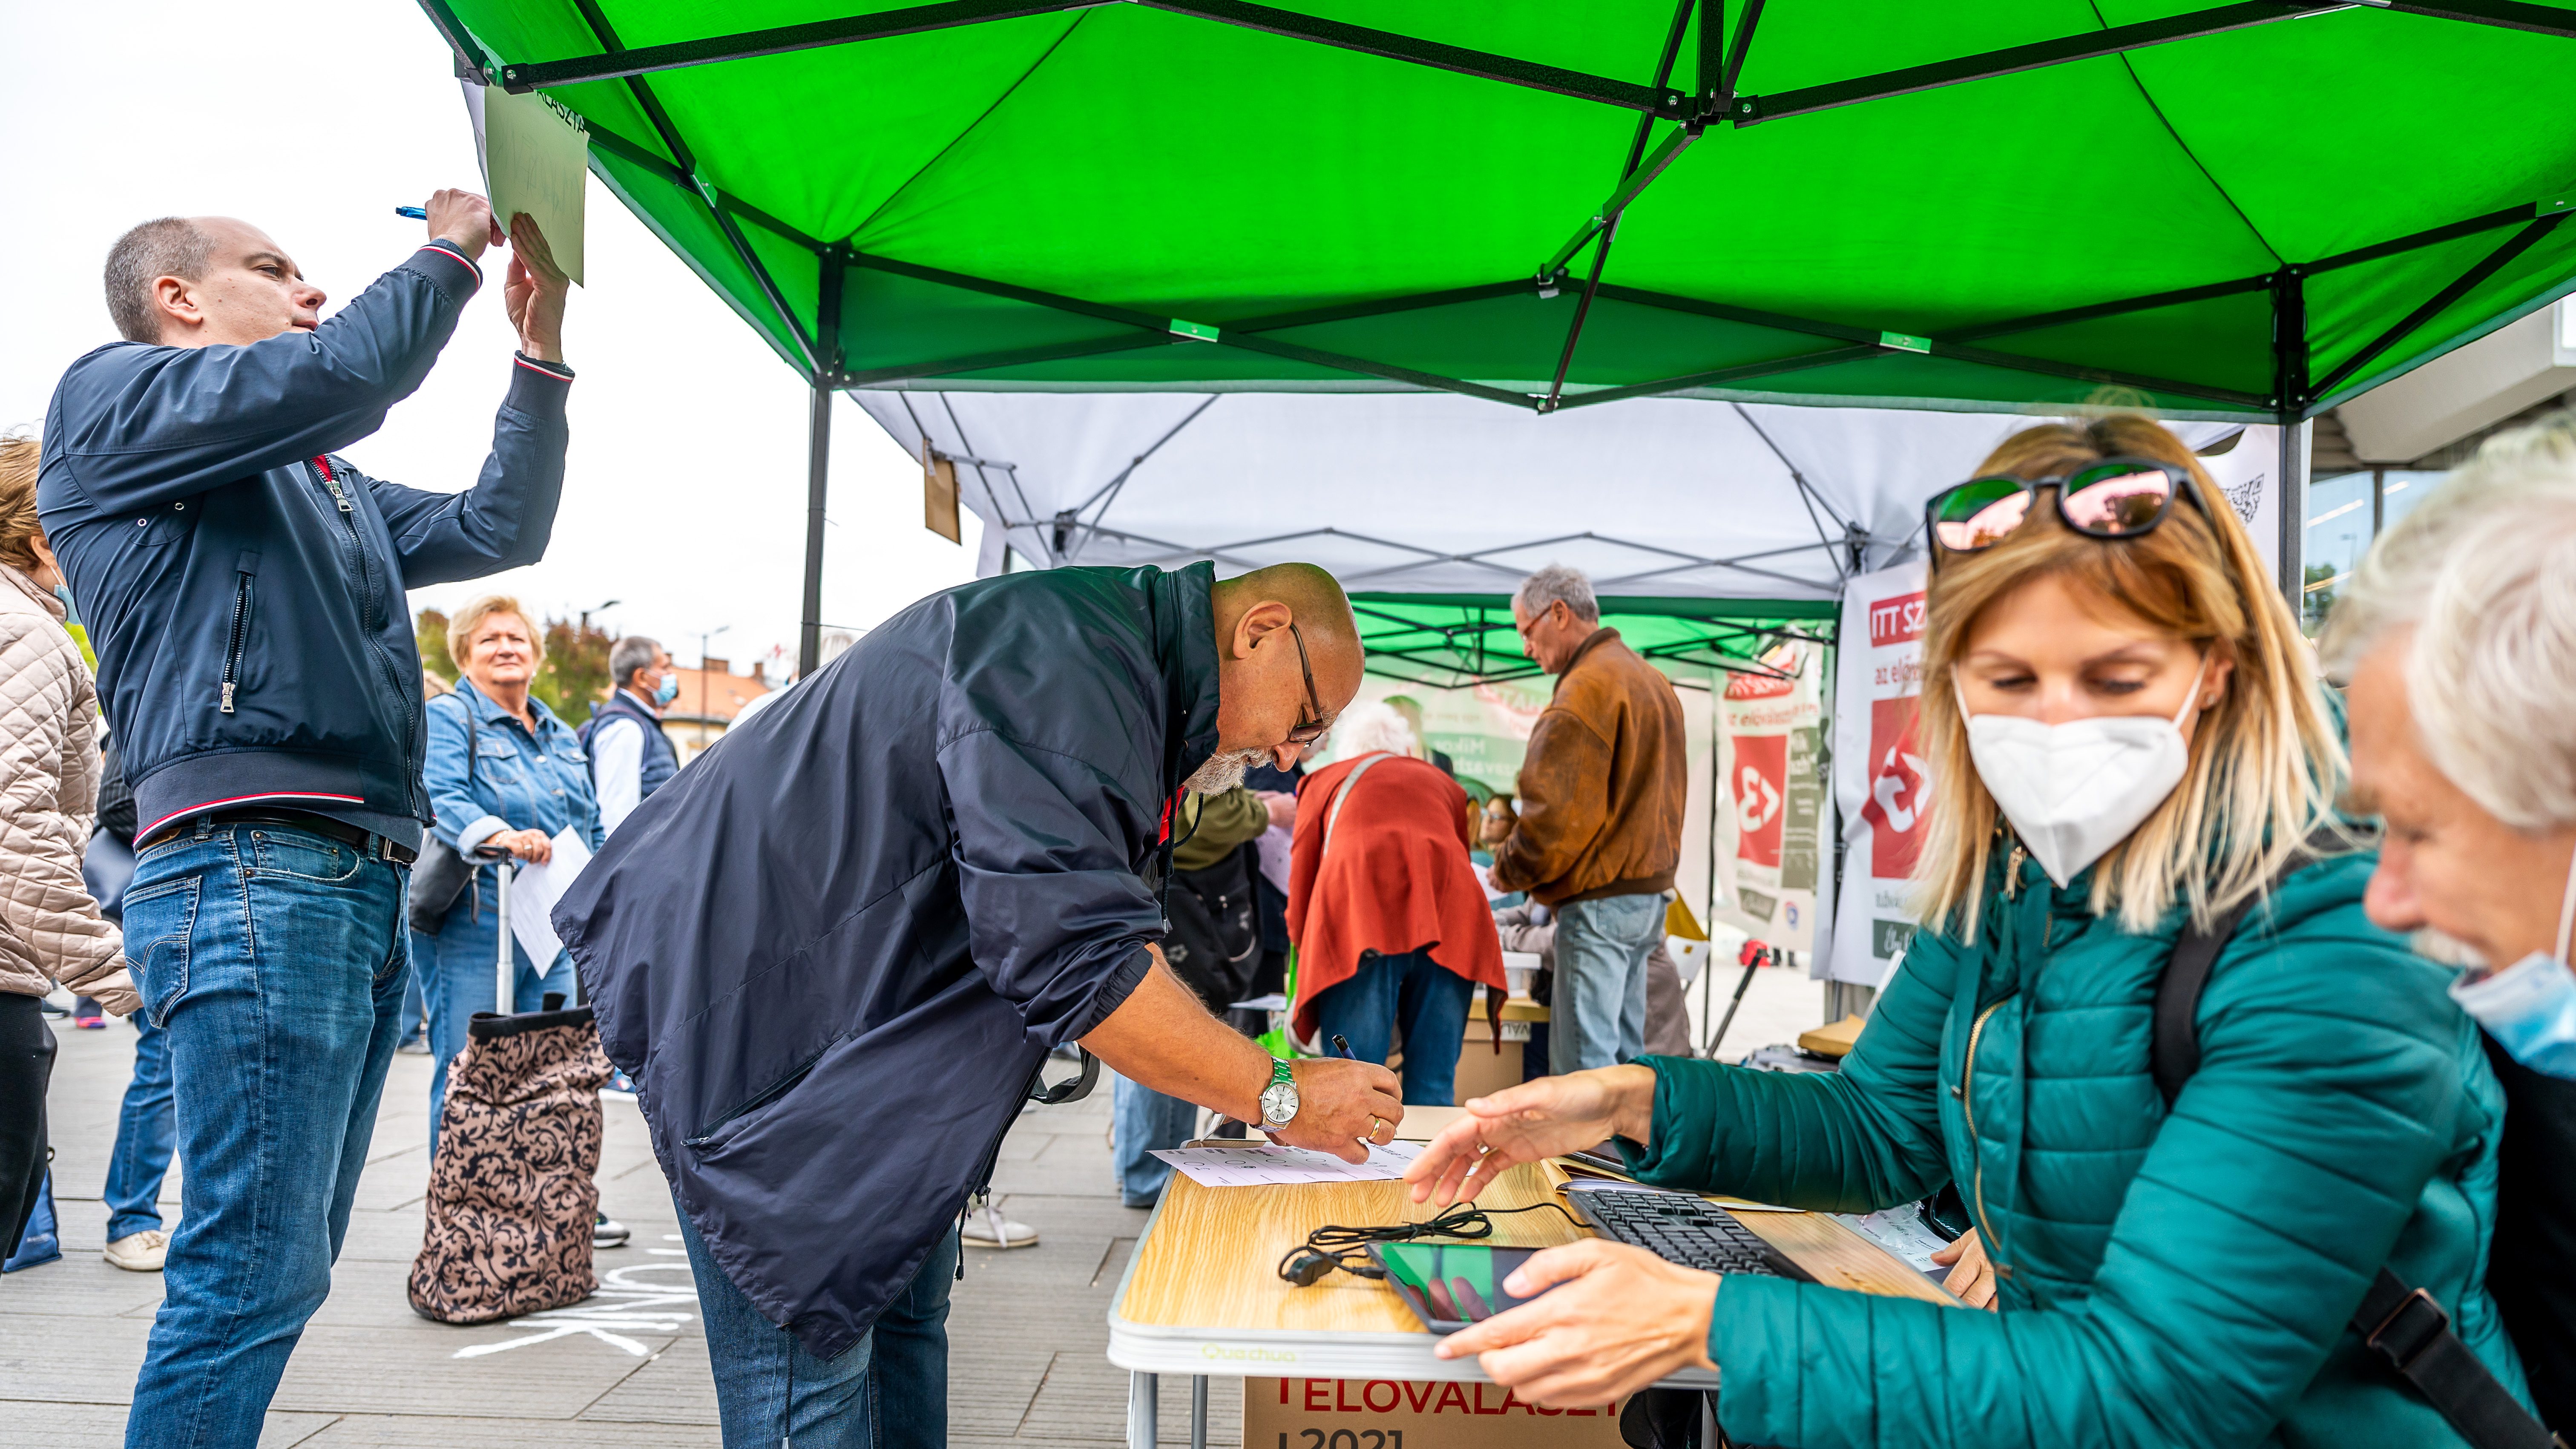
[2270,267,2309,612]
[799,253,846,680]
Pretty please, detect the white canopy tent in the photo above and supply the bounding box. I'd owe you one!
[852,391,2253,605]
[850,391,2268,1006]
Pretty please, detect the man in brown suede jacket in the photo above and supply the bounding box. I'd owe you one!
[1490,564,1686,1072]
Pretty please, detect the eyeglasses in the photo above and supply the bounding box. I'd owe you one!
[1284,623,1330,746]
[1924,458,2202,556]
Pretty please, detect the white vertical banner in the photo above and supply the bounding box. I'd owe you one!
[1711,641,1830,954]
[2198,423,2290,584]
[1826,564,1930,986]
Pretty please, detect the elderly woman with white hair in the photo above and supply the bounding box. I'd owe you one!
[2326,412,2576,1437]
[1285,702,1508,1106]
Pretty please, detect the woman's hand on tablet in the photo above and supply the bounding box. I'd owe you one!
[1432,1239,1718,1404]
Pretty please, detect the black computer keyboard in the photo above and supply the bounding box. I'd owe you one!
[1565,1187,1815,1281]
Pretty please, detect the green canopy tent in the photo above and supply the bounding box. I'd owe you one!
[411,0,2576,671]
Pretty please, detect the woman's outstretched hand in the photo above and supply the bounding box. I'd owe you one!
[1403,1064,1656,1208]
[1432,1239,1719,1405]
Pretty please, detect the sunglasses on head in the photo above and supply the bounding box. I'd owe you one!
[1925,458,2202,557]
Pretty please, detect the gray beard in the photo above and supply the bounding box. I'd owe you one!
[1182,748,1267,795]
[2411,927,2488,972]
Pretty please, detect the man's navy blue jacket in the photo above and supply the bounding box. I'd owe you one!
[37,244,571,847]
[555,562,1219,1357]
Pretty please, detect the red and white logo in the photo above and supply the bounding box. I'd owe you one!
[1869,591,1927,648]
[1858,696,1931,879]
[1732,734,1786,868]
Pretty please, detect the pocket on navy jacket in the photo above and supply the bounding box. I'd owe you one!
[121,874,201,1028]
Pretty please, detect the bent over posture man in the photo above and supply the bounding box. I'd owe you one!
[40,193,572,1449]
[556,561,1403,1448]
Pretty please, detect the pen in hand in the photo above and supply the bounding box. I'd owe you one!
[394,205,428,219]
[1331,1034,1357,1060]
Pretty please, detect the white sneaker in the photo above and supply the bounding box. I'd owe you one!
[960,1199,1039,1249]
[104,1230,169,1272]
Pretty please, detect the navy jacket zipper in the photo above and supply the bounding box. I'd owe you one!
[218,573,253,714]
[308,457,425,819]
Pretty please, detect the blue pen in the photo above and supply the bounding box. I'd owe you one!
[1330,1034,1357,1060]
[393,205,427,219]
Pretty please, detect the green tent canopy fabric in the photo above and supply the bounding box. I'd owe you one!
[423,0,2576,420]
[1351,593,1831,687]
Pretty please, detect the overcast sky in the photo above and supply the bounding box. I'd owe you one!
[2,0,983,678]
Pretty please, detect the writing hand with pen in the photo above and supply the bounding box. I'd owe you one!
[398,192,569,364]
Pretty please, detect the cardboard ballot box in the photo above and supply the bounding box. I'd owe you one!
[1245,1377,1627,1448]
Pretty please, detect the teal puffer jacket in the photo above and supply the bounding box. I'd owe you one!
[1623,848,2525,1448]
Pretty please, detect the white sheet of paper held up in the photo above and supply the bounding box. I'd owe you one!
[505,827,592,969]
[462,81,588,286]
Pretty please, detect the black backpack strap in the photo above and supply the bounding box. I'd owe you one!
[2151,890,2263,1107]
[2152,841,2562,1449]
[2353,1268,2563,1449]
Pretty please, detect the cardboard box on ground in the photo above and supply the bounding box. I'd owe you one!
[1245,1378,1627,1448]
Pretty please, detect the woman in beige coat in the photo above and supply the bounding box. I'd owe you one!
[0,434,135,1260]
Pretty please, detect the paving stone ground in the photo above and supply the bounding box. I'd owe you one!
[2,963,1820,1446]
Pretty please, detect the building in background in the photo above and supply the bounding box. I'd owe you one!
[2301,296,2576,632]
[664,657,773,763]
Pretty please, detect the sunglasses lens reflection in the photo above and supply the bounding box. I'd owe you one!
[2063,468,2174,536]
[1933,479,2030,551]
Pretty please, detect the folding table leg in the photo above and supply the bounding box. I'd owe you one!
[1128,1369,1159,1449]
[1190,1374,1209,1449]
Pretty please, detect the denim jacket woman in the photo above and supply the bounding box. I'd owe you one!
[415,602,602,1146]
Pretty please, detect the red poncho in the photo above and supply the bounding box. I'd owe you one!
[1286,752,1506,1039]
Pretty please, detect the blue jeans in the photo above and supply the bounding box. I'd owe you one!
[681,1201,956,1448]
[398,965,426,1046]
[415,896,573,1154]
[1313,949,1476,1106]
[120,819,410,1449]
[1550,894,1665,1074]
[104,1013,176,1241]
[1113,1073,1201,1208]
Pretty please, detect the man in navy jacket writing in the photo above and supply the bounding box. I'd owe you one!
[38,190,572,1449]
[557,560,1405,1446]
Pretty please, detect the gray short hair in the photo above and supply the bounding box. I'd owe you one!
[610,635,664,687]
[1512,564,1598,624]
[2323,412,2576,830]
[104,218,211,345]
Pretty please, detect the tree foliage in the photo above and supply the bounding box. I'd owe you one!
[535,616,614,723]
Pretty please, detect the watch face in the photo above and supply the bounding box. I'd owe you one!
[1260,1080,1298,1126]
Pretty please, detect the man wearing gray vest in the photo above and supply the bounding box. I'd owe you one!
[588,635,678,834]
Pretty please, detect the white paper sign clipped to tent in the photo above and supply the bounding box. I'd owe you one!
[461,82,588,287]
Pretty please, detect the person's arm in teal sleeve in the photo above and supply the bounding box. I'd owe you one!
[1619,934,1961,1212]
[1702,893,2484,1449]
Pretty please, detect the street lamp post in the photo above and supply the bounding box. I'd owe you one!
[581,598,621,632]
[696,625,732,752]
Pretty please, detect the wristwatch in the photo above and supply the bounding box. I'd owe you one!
[1259,1058,1300,1129]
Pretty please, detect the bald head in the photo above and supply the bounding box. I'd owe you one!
[105,216,325,348]
[1204,563,1366,779]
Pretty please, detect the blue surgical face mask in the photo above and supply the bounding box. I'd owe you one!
[52,585,77,624]
[2448,846,2576,1078]
[653,672,680,707]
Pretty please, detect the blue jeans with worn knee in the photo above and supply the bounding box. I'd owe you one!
[103,1013,176,1242]
[1550,893,1665,1074]
[681,1202,957,1448]
[1311,948,1476,1106]
[1113,1073,1200,1208]
[119,819,411,1449]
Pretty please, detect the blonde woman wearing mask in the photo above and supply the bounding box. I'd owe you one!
[1406,416,2531,1448]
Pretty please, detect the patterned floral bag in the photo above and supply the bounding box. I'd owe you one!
[408,1001,614,1324]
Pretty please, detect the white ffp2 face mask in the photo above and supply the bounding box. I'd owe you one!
[1958,657,2207,888]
